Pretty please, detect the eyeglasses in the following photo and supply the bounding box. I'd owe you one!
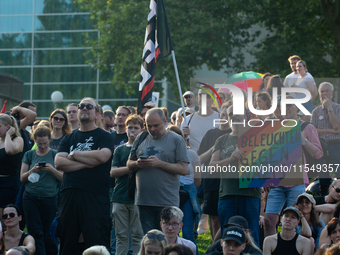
[298,200,311,205]
[53,116,65,122]
[2,213,16,220]
[147,233,165,241]
[78,104,95,110]
[162,222,181,228]
[333,186,340,193]
[184,95,193,99]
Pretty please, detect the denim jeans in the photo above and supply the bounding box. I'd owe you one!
[138,205,163,234]
[265,185,305,214]
[180,199,198,255]
[22,191,58,255]
[218,195,260,246]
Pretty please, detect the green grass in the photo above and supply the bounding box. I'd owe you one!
[196,230,213,255]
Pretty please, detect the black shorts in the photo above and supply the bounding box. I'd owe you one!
[202,190,219,216]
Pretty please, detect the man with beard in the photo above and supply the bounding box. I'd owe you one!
[210,105,261,246]
[55,97,114,255]
[127,108,189,234]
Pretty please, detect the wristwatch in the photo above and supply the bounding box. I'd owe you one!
[302,138,308,146]
[69,150,75,159]
[329,108,334,112]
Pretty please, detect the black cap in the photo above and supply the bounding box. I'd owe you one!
[223,215,248,229]
[222,226,246,245]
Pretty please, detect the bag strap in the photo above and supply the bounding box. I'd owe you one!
[135,130,149,151]
[301,122,310,131]
[187,113,195,126]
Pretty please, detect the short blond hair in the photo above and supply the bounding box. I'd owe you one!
[82,245,110,255]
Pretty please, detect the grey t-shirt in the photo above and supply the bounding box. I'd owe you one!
[129,131,189,207]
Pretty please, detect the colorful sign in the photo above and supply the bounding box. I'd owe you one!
[238,120,304,188]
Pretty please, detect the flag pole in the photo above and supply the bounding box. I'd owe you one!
[171,50,188,127]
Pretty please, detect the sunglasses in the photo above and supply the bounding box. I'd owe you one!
[147,233,165,241]
[2,212,16,220]
[78,104,94,110]
[53,116,65,122]
[298,200,311,205]
[105,124,115,128]
[333,186,340,193]
[184,95,193,99]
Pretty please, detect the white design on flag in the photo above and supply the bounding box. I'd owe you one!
[139,65,152,91]
[139,0,157,92]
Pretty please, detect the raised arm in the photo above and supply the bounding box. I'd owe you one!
[11,106,37,130]
[5,129,23,155]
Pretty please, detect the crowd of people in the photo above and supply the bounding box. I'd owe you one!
[0,54,340,255]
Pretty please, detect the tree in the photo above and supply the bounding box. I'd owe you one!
[249,0,338,100]
[80,0,261,97]
[81,0,340,101]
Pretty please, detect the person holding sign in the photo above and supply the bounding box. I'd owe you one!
[264,98,323,238]
[210,105,261,246]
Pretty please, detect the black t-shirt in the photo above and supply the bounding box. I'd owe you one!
[109,131,128,188]
[197,128,231,192]
[49,136,64,150]
[58,128,114,196]
[0,136,22,176]
[17,120,33,158]
[315,196,337,205]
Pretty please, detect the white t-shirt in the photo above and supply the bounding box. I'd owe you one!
[176,237,197,255]
[293,72,315,100]
[181,111,220,152]
[283,72,300,87]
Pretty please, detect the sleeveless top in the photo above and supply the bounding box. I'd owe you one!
[272,233,300,255]
[0,136,22,176]
[4,231,29,251]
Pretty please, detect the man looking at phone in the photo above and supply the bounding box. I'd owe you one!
[127,108,189,234]
[55,97,114,255]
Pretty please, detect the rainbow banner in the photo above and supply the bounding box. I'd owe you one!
[238,120,304,188]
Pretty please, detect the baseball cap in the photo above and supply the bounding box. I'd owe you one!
[282,206,301,220]
[183,91,194,97]
[222,226,246,245]
[224,215,248,229]
[297,192,316,206]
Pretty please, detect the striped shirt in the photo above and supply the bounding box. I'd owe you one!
[311,102,340,141]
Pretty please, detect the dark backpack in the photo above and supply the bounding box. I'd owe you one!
[301,122,329,178]
[127,130,149,200]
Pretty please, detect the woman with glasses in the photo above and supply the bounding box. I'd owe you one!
[139,230,167,255]
[294,192,325,254]
[49,109,71,150]
[2,204,35,254]
[20,126,63,255]
[0,114,23,220]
